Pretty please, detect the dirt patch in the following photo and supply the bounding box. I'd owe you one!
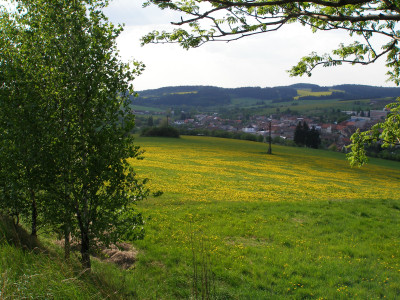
[55,239,138,269]
[100,242,138,269]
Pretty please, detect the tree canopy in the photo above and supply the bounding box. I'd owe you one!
[1,0,148,268]
[142,0,400,83]
[294,121,321,149]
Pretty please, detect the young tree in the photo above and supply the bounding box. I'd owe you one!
[294,121,321,148]
[307,126,321,149]
[0,8,51,236]
[2,0,148,268]
[294,121,310,146]
[294,122,306,146]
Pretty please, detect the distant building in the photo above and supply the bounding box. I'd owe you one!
[242,125,257,133]
[370,110,389,120]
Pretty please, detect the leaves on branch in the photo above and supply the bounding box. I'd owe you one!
[142,0,400,82]
[347,98,400,167]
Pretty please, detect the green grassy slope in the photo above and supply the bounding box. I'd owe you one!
[0,216,138,299]
[2,137,399,299]
[129,136,400,299]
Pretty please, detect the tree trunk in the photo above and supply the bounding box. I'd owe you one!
[76,197,91,269]
[64,225,70,260]
[30,190,37,237]
[267,120,272,154]
[80,228,91,269]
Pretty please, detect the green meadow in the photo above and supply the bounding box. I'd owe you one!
[1,136,399,299]
[125,136,400,299]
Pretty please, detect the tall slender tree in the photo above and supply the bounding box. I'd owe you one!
[307,126,321,149]
[294,121,307,146]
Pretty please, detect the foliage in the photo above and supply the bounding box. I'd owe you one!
[294,121,321,149]
[143,0,400,83]
[141,126,180,137]
[347,99,400,166]
[294,121,309,146]
[0,0,52,237]
[0,0,148,268]
[135,84,400,110]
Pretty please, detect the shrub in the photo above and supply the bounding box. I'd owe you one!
[141,126,180,138]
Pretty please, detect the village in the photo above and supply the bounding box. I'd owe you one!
[165,109,390,150]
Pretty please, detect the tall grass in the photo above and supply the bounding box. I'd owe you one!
[0,216,138,299]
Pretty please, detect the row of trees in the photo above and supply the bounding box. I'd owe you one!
[294,122,321,149]
[0,0,149,269]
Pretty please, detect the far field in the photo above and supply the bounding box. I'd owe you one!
[132,87,393,118]
[127,136,400,299]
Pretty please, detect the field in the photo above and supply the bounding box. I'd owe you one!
[127,136,400,299]
[293,88,345,100]
[228,97,379,116]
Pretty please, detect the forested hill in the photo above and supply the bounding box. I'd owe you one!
[133,84,400,108]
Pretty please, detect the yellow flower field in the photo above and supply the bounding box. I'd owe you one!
[128,136,400,299]
[131,136,400,203]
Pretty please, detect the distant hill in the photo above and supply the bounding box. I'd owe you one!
[133,84,400,108]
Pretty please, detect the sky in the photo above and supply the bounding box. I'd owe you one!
[104,0,397,91]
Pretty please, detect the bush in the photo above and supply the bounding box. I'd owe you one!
[141,126,180,138]
[240,133,257,142]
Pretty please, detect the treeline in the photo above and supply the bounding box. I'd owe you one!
[177,128,304,148]
[134,87,230,107]
[294,122,321,149]
[364,145,400,161]
[226,86,298,101]
[134,84,400,108]
[178,128,265,142]
[141,126,180,138]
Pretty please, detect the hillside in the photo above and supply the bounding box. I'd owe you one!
[2,136,399,298]
[128,136,400,298]
[133,84,400,109]
[0,216,138,299]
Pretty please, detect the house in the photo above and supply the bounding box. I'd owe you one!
[242,125,257,133]
[370,110,389,120]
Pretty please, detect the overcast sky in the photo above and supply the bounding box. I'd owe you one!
[104,0,397,91]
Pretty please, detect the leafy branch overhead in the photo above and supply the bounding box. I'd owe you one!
[347,99,400,166]
[142,0,400,83]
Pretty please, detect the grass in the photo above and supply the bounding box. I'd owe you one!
[130,104,164,112]
[127,136,400,299]
[0,216,139,299]
[1,136,399,299]
[228,97,377,116]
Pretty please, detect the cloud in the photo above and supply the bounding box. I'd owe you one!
[105,2,396,90]
[104,0,180,26]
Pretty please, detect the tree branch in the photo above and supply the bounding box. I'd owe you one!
[182,0,371,9]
